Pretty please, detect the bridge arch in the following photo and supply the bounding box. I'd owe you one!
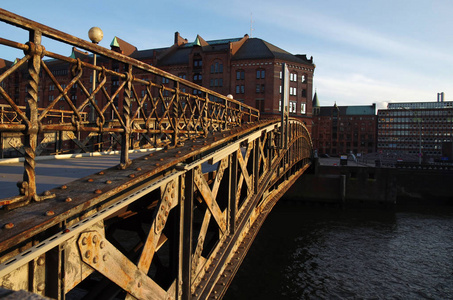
[0,9,313,299]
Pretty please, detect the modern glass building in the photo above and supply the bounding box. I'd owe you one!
[377,95,453,161]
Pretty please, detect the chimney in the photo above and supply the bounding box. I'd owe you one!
[174,32,180,45]
[437,92,445,102]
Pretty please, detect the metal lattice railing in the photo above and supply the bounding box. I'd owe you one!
[0,8,259,208]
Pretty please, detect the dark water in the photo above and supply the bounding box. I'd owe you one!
[224,202,453,299]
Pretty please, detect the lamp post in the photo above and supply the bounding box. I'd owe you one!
[88,27,103,150]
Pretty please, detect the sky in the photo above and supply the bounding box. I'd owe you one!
[1,0,452,109]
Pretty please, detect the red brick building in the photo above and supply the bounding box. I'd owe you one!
[1,32,316,130]
[133,32,316,130]
[312,96,377,156]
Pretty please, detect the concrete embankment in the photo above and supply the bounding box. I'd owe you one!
[284,159,453,204]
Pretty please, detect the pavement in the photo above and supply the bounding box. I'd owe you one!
[0,152,149,199]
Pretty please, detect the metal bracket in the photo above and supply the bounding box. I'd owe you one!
[77,231,167,300]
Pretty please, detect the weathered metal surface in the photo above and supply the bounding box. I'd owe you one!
[0,8,259,209]
[0,8,313,300]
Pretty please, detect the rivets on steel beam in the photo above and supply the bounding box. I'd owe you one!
[137,282,142,288]
[149,153,154,157]
[85,250,92,259]
[155,163,160,166]
[43,190,51,196]
[106,180,112,184]
[37,283,45,292]
[87,178,94,182]
[136,167,142,171]
[160,158,164,161]
[37,257,45,266]
[4,223,14,229]
[103,254,108,261]
[45,210,55,216]
[129,174,135,178]
[94,189,102,194]
[92,235,99,244]
[98,171,105,175]
[100,241,105,249]
[61,185,67,190]
[93,256,99,264]
[81,237,88,245]
[65,197,72,202]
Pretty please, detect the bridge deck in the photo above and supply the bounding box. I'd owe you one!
[0,152,153,199]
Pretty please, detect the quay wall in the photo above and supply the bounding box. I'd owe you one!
[284,160,453,204]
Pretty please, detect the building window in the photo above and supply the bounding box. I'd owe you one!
[211,61,223,74]
[289,101,297,113]
[178,73,186,79]
[236,70,245,80]
[301,75,306,83]
[256,69,265,79]
[236,85,245,94]
[193,58,202,68]
[193,74,202,82]
[301,103,306,114]
[255,84,265,93]
[302,89,307,97]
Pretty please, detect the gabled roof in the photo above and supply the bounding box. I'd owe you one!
[70,47,89,59]
[345,105,375,115]
[318,104,376,116]
[110,36,137,56]
[232,38,314,65]
[157,47,193,66]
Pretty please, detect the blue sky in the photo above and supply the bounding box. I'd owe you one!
[1,0,452,109]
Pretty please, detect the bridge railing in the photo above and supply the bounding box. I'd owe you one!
[0,8,259,208]
[0,118,313,300]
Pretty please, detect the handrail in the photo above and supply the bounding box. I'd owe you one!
[0,8,259,208]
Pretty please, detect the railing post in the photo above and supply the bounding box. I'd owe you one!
[173,81,179,147]
[120,65,132,168]
[180,170,194,300]
[22,29,43,203]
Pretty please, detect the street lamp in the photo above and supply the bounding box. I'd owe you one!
[88,27,103,94]
[88,27,103,150]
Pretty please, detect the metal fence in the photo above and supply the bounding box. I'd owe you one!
[0,8,259,208]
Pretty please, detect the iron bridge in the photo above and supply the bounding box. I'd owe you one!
[0,9,313,299]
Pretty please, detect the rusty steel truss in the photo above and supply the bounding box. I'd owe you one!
[0,9,313,300]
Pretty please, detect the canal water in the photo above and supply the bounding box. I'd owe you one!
[224,202,453,299]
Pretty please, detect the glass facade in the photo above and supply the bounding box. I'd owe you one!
[377,102,453,159]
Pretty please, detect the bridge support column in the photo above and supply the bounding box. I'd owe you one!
[180,170,194,299]
[228,151,238,234]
